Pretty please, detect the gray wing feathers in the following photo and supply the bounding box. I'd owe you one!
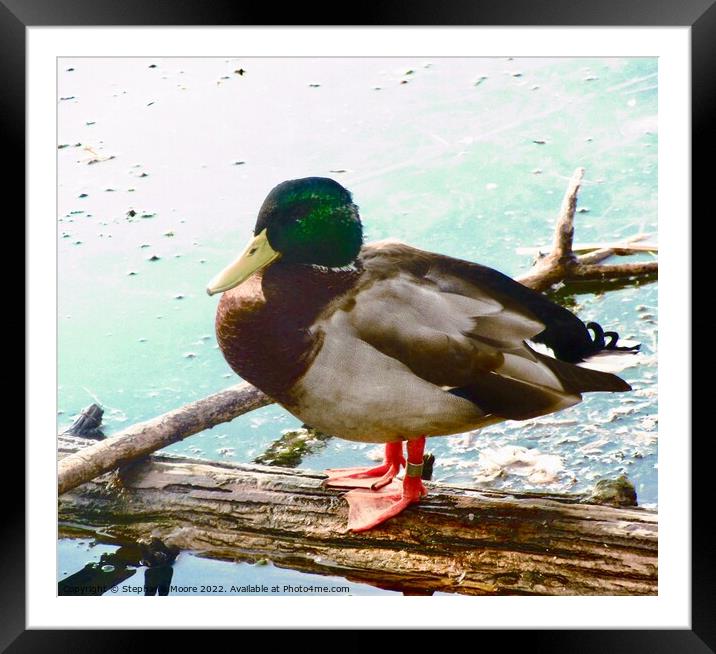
[353,242,629,419]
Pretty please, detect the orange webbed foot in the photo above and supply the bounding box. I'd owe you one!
[346,476,427,532]
[342,436,427,532]
[324,441,405,490]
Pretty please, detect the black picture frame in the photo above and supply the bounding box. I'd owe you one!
[9,0,706,647]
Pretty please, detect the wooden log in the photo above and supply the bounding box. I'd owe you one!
[58,435,657,596]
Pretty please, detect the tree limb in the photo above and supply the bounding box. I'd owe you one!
[549,167,583,263]
[58,383,271,495]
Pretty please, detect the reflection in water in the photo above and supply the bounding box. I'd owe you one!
[58,538,179,596]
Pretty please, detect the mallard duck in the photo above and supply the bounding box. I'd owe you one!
[207,177,634,531]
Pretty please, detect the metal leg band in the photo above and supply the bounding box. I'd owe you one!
[405,461,424,478]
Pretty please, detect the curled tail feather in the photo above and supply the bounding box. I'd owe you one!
[586,322,641,354]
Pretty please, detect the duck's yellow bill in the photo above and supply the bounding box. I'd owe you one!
[206,229,280,296]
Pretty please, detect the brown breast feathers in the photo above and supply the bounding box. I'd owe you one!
[215,263,359,404]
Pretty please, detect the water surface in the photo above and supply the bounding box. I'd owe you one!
[58,57,658,594]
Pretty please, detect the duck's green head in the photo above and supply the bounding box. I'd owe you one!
[207,177,363,295]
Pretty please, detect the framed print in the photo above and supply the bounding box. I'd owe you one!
[10,0,707,647]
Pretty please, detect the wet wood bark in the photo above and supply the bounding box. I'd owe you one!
[58,435,657,596]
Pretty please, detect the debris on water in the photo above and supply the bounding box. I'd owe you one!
[141,212,156,219]
[531,85,540,90]
[66,67,75,72]
[148,254,161,261]
[184,352,196,359]
[589,475,637,507]
[58,144,69,149]
[583,75,599,82]
[510,71,523,77]
[164,230,174,237]
[474,445,565,485]
[140,243,150,248]
[105,188,115,192]
[78,193,88,198]
[329,169,348,173]
[232,161,245,166]
[148,64,157,68]
[73,240,82,245]
[86,121,96,126]
[576,207,590,213]
[127,271,137,276]
[254,426,332,467]
[473,76,488,86]
[532,168,543,175]
[532,139,548,145]
[59,96,76,101]
[404,69,414,76]
[138,337,147,342]
[234,68,246,76]
[400,80,409,85]
[147,101,155,107]
[174,294,184,300]
[138,172,149,177]
[87,155,115,165]
[308,83,321,88]
[126,209,137,218]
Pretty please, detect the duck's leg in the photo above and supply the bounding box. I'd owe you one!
[324,441,405,490]
[345,436,427,532]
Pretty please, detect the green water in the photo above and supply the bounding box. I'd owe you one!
[58,57,657,594]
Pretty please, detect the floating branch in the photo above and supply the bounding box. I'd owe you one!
[517,237,657,257]
[516,168,658,293]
